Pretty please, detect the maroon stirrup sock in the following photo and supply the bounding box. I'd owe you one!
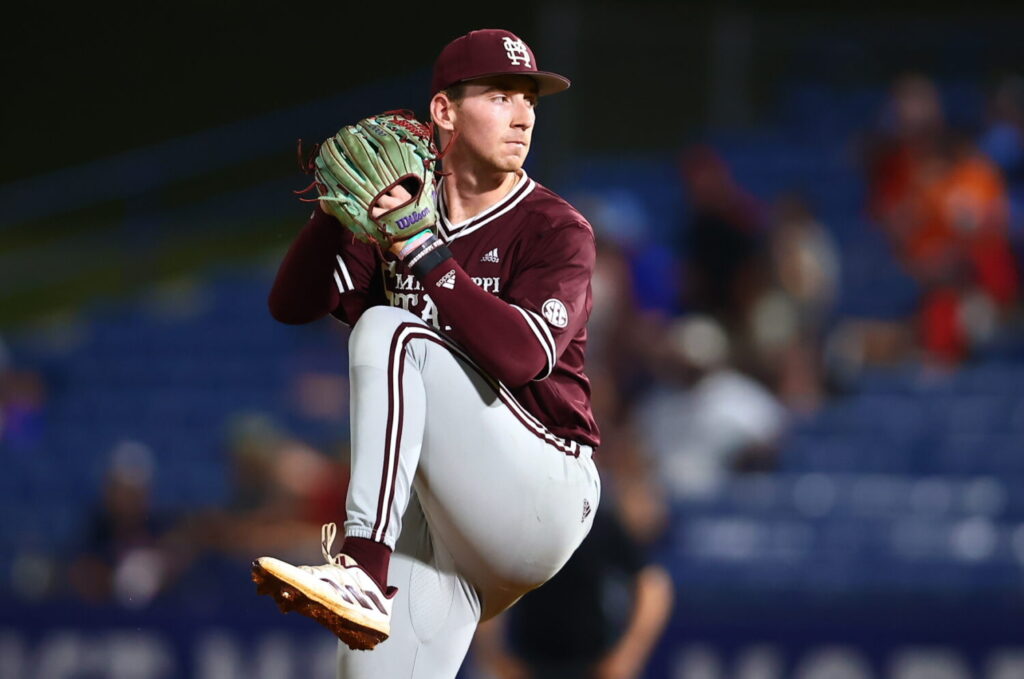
[341,536,392,591]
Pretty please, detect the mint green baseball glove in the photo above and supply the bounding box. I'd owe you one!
[307,111,439,247]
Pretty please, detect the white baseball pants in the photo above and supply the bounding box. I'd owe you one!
[338,306,600,679]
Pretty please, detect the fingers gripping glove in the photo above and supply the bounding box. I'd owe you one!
[304,111,439,248]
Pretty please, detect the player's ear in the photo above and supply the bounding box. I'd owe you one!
[430,92,457,133]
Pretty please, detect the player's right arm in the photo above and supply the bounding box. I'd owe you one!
[268,205,379,325]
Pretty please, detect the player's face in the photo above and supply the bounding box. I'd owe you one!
[451,76,538,173]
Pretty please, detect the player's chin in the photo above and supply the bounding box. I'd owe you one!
[495,156,526,173]
[495,146,528,167]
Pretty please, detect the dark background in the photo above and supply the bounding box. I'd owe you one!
[2,2,544,183]
[7,3,1024,183]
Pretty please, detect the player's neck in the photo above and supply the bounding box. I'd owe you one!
[442,169,520,224]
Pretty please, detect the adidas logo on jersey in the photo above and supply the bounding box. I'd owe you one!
[480,248,500,263]
[436,269,456,290]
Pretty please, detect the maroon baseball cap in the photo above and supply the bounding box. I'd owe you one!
[430,29,571,98]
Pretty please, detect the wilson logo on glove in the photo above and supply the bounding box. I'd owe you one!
[397,207,432,230]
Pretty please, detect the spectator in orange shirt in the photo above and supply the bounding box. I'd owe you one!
[868,74,1018,363]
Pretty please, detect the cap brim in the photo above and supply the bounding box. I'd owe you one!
[454,71,571,97]
[531,72,572,96]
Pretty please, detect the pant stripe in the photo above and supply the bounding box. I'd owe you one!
[377,326,416,542]
[372,325,411,542]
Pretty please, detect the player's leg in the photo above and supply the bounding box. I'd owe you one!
[339,304,599,614]
[253,306,477,651]
[254,306,598,648]
[408,340,600,619]
[341,306,430,551]
[251,307,431,650]
[337,496,480,679]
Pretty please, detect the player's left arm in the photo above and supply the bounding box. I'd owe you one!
[498,220,595,380]
[413,221,595,387]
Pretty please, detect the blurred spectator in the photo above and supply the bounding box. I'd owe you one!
[823,317,916,387]
[980,73,1024,186]
[749,193,840,412]
[0,365,48,453]
[195,412,347,564]
[574,189,680,403]
[572,190,679,523]
[599,433,670,549]
[160,413,349,605]
[471,498,673,679]
[291,370,349,424]
[979,73,1024,277]
[223,412,289,515]
[867,73,1019,363]
[767,194,839,331]
[867,73,947,228]
[678,145,768,330]
[636,316,787,499]
[68,441,172,607]
[571,189,679,549]
[576,191,649,409]
[574,189,679,316]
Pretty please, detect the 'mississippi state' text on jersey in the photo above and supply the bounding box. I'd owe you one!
[269,172,599,448]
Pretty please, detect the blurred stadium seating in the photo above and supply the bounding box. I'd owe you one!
[1,69,1022,678]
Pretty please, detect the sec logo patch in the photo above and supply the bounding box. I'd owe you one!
[542,299,568,328]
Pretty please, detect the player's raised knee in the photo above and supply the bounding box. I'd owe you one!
[355,305,422,333]
[349,306,424,359]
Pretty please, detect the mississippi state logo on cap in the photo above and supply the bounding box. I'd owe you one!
[431,29,571,97]
[501,36,531,67]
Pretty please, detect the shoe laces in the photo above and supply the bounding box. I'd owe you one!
[321,522,344,566]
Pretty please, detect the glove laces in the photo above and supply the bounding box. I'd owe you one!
[377,109,456,176]
[293,110,457,206]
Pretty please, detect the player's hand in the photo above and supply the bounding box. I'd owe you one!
[369,184,413,219]
[365,185,415,255]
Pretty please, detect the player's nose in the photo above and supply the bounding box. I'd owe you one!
[511,97,534,130]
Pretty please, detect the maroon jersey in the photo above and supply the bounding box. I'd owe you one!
[269,172,599,448]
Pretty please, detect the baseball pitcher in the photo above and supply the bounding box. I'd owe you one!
[252,29,601,679]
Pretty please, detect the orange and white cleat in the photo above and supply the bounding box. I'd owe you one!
[252,523,397,651]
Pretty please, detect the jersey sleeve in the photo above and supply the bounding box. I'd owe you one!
[502,220,596,380]
[268,205,379,325]
[417,219,595,387]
